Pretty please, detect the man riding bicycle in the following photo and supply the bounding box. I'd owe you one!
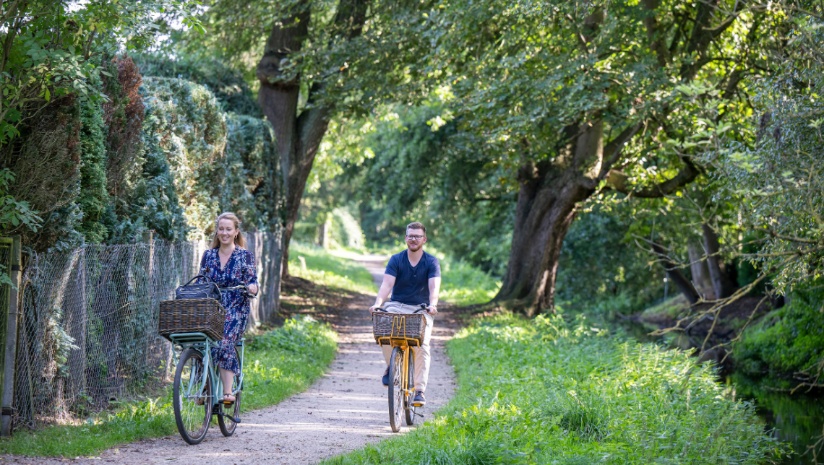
[369,221,441,406]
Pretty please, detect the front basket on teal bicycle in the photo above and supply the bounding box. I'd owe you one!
[158,298,226,342]
[372,313,425,346]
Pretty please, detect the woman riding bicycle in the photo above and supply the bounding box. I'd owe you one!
[199,211,259,404]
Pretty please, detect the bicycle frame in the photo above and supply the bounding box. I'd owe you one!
[169,332,245,408]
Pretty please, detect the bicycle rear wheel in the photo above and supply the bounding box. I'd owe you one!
[388,347,403,432]
[404,349,417,426]
[173,348,212,444]
[218,389,241,436]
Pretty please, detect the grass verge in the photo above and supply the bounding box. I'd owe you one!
[439,258,500,307]
[290,242,377,293]
[0,315,336,457]
[323,312,787,465]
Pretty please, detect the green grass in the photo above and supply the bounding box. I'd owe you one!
[290,242,378,292]
[439,258,500,306]
[323,313,787,465]
[0,315,336,457]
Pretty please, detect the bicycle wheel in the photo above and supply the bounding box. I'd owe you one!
[218,389,241,437]
[388,347,403,432]
[404,349,417,426]
[173,348,212,445]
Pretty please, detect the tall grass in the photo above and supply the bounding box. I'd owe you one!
[324,313,786,465]
[0,316,336,457]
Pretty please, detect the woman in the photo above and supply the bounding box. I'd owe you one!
[199,212,258,403]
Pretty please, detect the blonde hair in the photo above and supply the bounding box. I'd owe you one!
[211,212,247,248]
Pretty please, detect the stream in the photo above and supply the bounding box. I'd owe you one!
[619,321,824,465]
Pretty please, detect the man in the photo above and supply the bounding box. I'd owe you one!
[369,221,441,406]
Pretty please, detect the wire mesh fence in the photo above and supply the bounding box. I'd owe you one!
[11,231,281,429]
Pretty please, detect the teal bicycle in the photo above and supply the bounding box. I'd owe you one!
[169,285,254,444]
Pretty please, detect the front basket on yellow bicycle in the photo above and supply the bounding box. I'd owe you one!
[372,312,425,346]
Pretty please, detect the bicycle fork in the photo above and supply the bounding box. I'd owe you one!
[403,349,424,418]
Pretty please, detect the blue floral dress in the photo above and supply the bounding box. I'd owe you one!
[199,247,258,375]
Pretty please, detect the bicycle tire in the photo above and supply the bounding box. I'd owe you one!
[218,390,241,436]
[405,349,416,426]
[173,348,212,444]
[388,347,403,432]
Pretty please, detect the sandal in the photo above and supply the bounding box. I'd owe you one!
[222,393,236,404]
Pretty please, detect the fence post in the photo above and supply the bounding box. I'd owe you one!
[1,236,21,436]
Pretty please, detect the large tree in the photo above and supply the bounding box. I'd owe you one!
[390,0,792,315]
[193,0,385,276]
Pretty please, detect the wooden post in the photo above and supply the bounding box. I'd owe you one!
[1,236,21,436]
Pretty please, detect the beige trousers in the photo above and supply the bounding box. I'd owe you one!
[380,302,434,392]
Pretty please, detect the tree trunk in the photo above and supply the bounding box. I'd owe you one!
[256,0,368,278]
[687,242,716,300]
[652,242,700,305]
[495,121,605,315]
[701,223,735,299]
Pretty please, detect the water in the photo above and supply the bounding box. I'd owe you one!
[731,375,824,465]
[618,320,824,464]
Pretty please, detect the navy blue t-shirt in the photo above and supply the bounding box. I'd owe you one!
[386,250,441,306]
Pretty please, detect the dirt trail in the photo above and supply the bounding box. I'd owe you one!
[3,254,458,465]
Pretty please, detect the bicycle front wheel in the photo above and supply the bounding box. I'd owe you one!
[218,389,241,437]
[388,346,403,432]
[404,349,416,426]
[173,348,212,444]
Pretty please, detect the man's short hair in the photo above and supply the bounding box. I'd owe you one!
[406,222,426,234]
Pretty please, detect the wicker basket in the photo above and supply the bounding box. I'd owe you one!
[158,298,226,342]
[372,312,426,346]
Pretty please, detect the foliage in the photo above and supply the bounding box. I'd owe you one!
[0,316,336,457]
[133,52,261,117]
[139,77,228,239]
[557,205,665,314]
[221,112,280,231]
[101,56,147,242]
[0,0,200,249]
[0,169,41,234]
[0,0,199,146]
[77,93,110,243]
[733,286,824,382]
[325,313,785,464]
[708,11,824,293]
[318,101,513,276]
[0,94,83,250]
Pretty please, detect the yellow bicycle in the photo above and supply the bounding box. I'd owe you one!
[371,305,427,432]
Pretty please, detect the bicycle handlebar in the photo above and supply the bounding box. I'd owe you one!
[371,303,428,314]
[219,285,257,299]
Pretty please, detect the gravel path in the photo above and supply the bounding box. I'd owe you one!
[3,254,459,465]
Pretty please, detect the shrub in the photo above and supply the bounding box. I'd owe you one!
[140,77,228,239]
[133,53,260,117]
[733,285,824,381]
[222,113,280,232]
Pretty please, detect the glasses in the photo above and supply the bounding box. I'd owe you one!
[406,235,425,240]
